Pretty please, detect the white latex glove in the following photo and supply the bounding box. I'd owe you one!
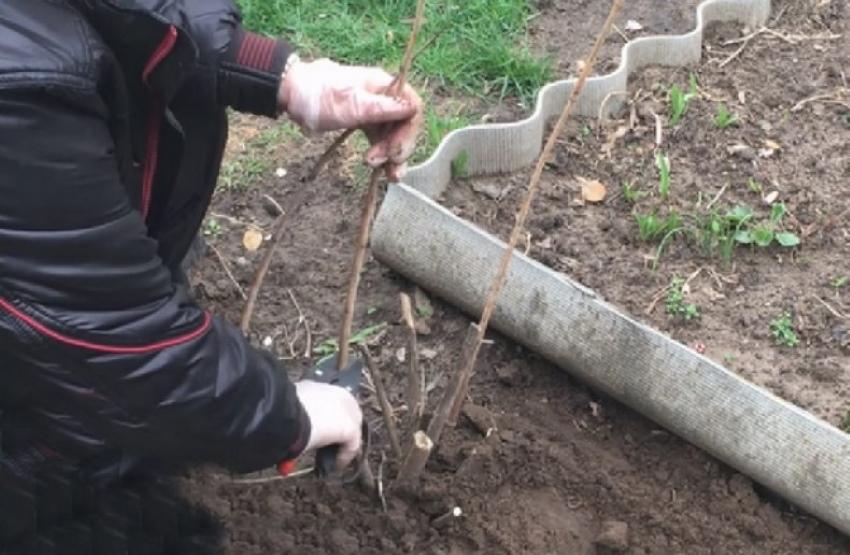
[278,58,424,180]
[295,380,363,470]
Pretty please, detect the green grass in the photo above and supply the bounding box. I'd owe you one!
[235,0,552,104]
[219,121,304,190]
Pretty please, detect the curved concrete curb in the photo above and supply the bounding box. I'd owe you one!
[402,0,771,200]
[372,0,850,537]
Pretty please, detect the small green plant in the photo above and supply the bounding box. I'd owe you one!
[203,217,222,238]
[696,206,751,262]
[635,211,681,242]
[831,276,848,290]
[668,73,699,126]
[622,181,647,203]
[314,322,388,359]
[841,410,850,433]
[747,178,764,194]
[416,304,434,319]
[451,151,470,179]
[734,202,800,249]
[665,277,700,321]
[655,152,671,200]
[770,312,799,348]
[713,103,739,129]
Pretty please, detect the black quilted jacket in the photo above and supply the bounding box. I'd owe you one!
[0,0,310,478]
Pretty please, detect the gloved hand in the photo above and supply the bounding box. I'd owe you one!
[294,380,363,470]
[278,58,424,180]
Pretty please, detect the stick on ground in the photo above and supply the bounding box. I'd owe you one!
[427,0,624,447]
[359,345,403,460]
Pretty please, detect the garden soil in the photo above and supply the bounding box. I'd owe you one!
[181,0,850,553]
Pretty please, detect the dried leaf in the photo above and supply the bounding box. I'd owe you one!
[579,177,607,203]
[764,139,781,150]
[243,228,264,251]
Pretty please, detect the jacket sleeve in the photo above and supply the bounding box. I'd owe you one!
[163,0,296,117]
[0,89,309,473]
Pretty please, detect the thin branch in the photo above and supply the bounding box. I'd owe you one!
[336,0,427,370]
[428,0,625,445]
[359,345,404,460]
[706,183,730,210]
[208,243,247,300]
[288,288,312,358]
[241,215,287,335]
[337,171,382,369]
[812,296,848,320]
[306,129,356,183]
[263,194,285,216]
[424,323,479,445]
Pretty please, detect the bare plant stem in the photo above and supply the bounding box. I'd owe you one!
[427,0,624,446]
[337,170,382,369]
[395,430,433,484]
[336,0,427,370]
[306,129,356,183]
[400,293,424,432]
[425,323,479,444]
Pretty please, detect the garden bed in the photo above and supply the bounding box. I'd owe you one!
[180,0,850,553]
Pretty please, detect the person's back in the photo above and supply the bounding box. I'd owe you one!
[0,1,423,552]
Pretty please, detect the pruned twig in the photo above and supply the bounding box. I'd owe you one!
[395,430,433,484]
[359,345,403,460]
[400,293,424,432]
[427,0,624,446]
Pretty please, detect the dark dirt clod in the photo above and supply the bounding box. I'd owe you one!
[596,520,630,552]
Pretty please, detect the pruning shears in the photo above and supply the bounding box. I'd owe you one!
[277,354,372,481]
